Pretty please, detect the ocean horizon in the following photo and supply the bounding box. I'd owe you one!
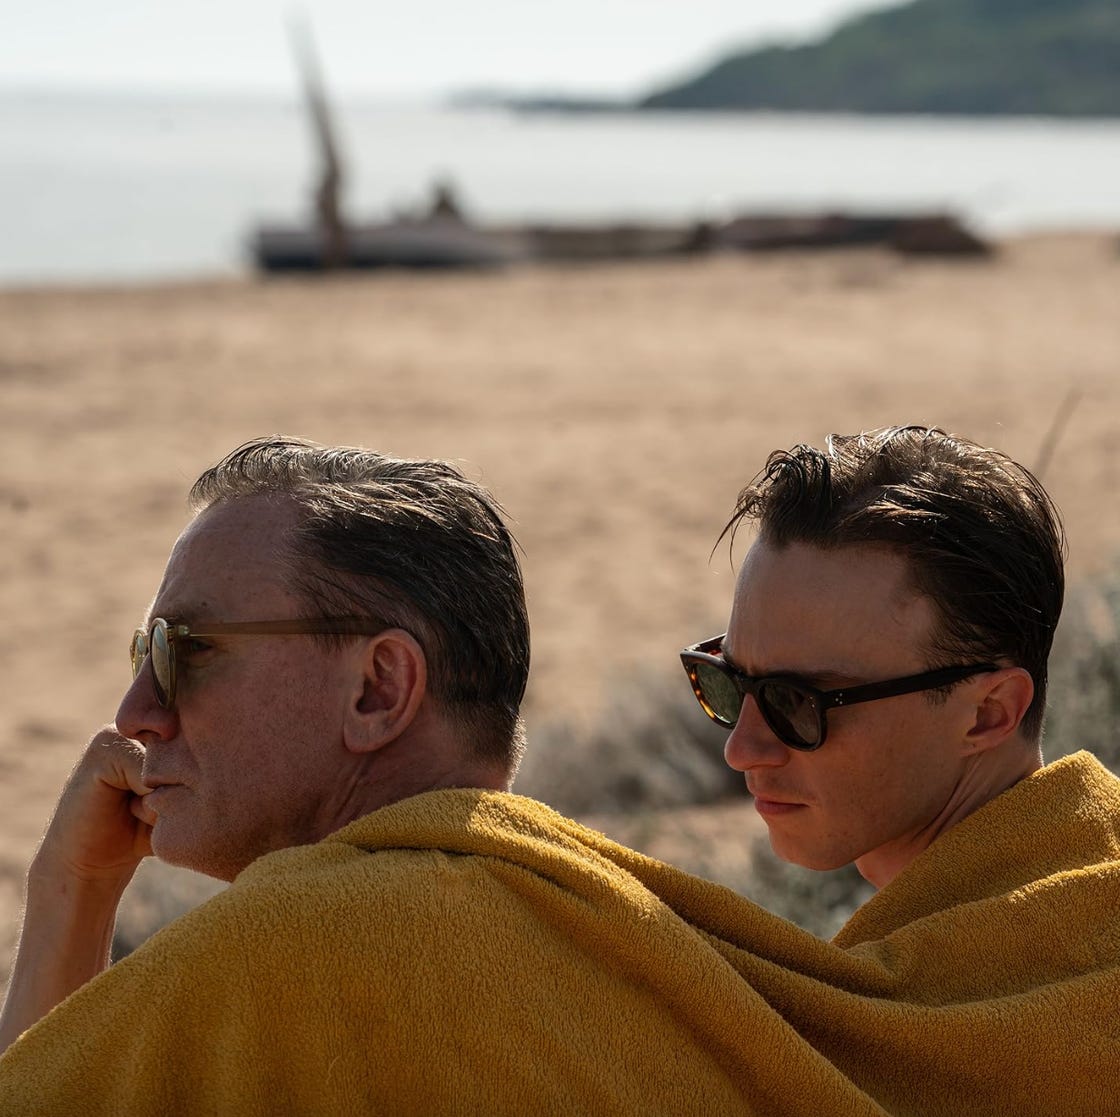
[3,86,1120,285]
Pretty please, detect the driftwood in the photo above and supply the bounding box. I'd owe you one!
[492,223,710,262]
[888,215,990,256]
[715,212,991,257]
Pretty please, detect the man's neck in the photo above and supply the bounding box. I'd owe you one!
[855,743,1043,889]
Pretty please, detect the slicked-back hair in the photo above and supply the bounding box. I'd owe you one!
[189,436,530,765]
[722,426,1065,741]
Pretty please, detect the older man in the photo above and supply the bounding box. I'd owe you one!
[1,430,1117,1116]
[0,439,539,1092]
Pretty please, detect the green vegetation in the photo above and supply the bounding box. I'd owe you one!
[640,0,1120,116]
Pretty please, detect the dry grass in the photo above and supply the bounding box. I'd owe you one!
[1047,563,1120,771]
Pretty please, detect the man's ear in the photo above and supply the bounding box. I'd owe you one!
[961,667,1035,755]
[342,629,428,755]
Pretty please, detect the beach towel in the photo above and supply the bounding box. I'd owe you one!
[1,750,1117,1115]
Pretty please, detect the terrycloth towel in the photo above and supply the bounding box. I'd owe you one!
[1,751,1117,1115]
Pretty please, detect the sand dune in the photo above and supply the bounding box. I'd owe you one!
[1,233,1117,956]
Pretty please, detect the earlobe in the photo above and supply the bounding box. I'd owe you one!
[343,629,428,754]
[962,668,1034,754]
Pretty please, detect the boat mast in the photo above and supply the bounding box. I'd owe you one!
[289,14,347,267]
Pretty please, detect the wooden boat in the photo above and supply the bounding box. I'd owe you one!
[252,24,990,272]
[252,216,516,272]
[251,21,515,273]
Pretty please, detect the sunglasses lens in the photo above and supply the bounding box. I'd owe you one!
[692,660,744,726]
[129,630,148,680]
[757,682,820,749]
[149,621,172,707]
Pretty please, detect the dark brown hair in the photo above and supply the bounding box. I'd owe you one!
[190,436,530,764]
[722,426,1065,740]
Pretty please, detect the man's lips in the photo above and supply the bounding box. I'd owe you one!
[751,794,806,817]
[142,778,185,796]
[135,780,178,822]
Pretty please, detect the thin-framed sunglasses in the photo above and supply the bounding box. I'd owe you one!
[130,617,387,711]
[680,634,998,751]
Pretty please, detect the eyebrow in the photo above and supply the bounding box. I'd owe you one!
[147,598,217,621]
[142,608,209,631]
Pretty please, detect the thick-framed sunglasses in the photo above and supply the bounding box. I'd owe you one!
[680,634,997,751]
[130,617,387,711]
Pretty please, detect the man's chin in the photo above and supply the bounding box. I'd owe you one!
[150,823,232,882]
[768,836,854,874]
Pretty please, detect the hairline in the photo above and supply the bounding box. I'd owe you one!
[186,469,526,764]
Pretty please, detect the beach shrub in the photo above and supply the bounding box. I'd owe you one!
[742,841,875,939]
[1044,563,1120,774]
[517,668,878,936]
[516,667,742,815]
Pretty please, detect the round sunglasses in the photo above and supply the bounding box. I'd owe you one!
[680,634,997,751]
[130,616,388,711]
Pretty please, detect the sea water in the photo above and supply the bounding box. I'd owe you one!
[2,86,1119,284]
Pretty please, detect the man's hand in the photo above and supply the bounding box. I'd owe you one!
[33,726,155,886]
[0,728,155,1056]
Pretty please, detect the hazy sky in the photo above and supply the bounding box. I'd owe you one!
[3,0,895,100]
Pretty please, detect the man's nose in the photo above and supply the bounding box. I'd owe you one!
[115,658,178,743]
[724,696,790,772]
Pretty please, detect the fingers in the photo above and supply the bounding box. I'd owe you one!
[129,792,159,831]
[33,725,156,886]
[86,724,148,786]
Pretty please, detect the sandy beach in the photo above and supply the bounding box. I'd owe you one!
[1,233,1117,957]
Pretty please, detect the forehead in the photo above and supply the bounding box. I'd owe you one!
[726,539,937,677]
[149,494,302,621]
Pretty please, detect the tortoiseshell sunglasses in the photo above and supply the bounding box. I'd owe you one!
[680,634,997,750]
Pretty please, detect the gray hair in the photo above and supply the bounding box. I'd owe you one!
[190,436,530,764]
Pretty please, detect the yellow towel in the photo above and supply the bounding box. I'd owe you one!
[1,751,1117,1115]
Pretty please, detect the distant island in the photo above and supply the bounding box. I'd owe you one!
[463,0,1120,118]
[641,0,1120,116]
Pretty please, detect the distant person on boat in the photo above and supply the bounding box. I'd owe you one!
[0,429,1116,1115]
[428,176,465,222]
